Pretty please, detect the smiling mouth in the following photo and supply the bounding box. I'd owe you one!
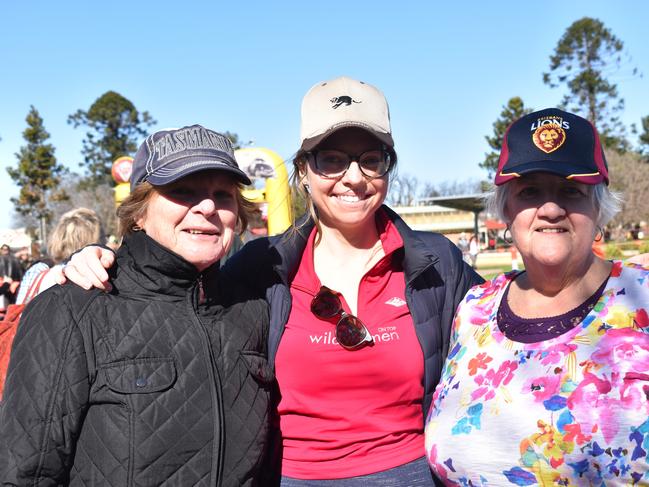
[334,194,366,203]
[537,228,566,233]
[186,229,218,236]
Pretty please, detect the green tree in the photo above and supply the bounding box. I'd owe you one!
[224,131,242,150]
[480,97,532,177]
[68,91,155,187]
[7,106,68,242]
[543,17,634,151]
[639,115,649,160]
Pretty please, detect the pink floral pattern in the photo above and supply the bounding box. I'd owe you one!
[425,262,649,485]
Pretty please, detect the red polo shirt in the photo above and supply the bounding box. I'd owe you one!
[276,210,425,479]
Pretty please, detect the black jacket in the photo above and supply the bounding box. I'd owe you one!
[223,206,483,421]
[0,231,272,486]
[0,255,24,282]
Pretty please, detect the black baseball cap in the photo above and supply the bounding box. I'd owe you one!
[130,124,251,191]
[495,108,608,186]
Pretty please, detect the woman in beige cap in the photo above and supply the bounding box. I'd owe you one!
[62,78,482,485]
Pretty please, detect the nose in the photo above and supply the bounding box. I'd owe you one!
[537,198,566,220]
[194,196,217,216]
[341,161,365,185]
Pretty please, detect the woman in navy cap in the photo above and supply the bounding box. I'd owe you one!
[425,109,649,484]
[0,126,274,486]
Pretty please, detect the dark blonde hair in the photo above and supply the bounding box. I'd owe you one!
[48,208,104,263]
[291,152,320,237]
[117,180,255,238]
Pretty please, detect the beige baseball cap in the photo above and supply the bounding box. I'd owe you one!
[299,76,394,152]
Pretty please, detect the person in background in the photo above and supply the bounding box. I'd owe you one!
[105,234,120,251]
[0,244,24,312]
[61,77,482,485]
[0,125,273,486]
[425,108,649,484]
[0,245,24,281]
[456,232,470,265]
[468,234,479,269]
[15,208,104,305]
[14,248,32,272]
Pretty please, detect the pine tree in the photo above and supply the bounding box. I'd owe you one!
[7,106,68,242]
[68,91,155,187]
[639,115,649,160]
[543,17,635,151]
[480,97,533,177]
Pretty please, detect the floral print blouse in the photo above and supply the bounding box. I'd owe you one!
[425,261,649,485]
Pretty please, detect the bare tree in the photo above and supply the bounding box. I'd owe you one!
[387,173,419,206]
[607,149,649,227]
[11,175,118,246]
[420,178,485,198]
[49,178,117,237]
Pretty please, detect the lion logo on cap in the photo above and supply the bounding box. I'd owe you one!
[532,123,566,154]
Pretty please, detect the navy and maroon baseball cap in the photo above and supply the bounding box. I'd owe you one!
[494,108,609,186]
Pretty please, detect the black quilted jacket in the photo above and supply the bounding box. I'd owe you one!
[0,231,273,486]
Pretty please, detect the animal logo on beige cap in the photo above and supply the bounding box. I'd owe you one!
[299,76,394,152]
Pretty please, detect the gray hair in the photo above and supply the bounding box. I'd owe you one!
[485,182,623,228]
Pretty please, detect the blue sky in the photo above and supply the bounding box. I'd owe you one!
[1,0,647,230]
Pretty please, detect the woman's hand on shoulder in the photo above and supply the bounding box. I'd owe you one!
[58,246,115,291]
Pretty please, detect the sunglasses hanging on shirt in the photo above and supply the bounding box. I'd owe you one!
[310,286,374,350]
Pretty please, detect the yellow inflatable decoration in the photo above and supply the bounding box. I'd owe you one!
[114,182,131,206]
[235,148,291,236]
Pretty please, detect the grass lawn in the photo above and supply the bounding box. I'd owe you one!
[477,265,520,280]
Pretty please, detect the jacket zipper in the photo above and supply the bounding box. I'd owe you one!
[188,277,225,487]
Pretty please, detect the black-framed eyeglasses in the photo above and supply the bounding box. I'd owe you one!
[310,286,373,350]
[307,148,392,180]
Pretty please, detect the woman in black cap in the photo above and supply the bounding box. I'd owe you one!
[0,126,273,486]
[425,109,649,484]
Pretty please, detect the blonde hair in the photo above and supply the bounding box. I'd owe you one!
[117,180,255,238]
[48,208,104,263]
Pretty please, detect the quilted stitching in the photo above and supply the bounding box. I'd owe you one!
[0,232,273,486]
